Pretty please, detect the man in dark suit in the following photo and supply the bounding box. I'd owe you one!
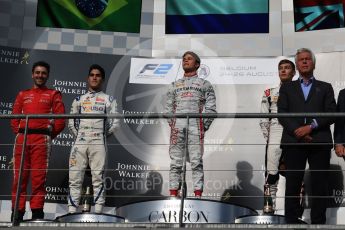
[334,89,345,157]
[278,48,336,224]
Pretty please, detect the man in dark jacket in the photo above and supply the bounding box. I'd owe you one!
[278,48,336,224]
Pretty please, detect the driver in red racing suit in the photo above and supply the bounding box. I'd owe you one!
[10,61,65,221]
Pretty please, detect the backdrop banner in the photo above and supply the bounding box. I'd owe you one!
[0,46,344,222]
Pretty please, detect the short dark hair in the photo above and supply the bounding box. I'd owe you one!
[88,64,105,79]
[182,51,201,64]
[32,61,50,74]
[278,59,295,70]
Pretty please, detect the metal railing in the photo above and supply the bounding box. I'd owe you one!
[1,112,344,226]
[1,112,344,119]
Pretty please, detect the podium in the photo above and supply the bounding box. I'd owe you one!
[235,214,307,224]
[116,198,257,223]
[55,213,125,223]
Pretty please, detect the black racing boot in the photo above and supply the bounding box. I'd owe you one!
[11,210,25,222]
[31,208,44,219]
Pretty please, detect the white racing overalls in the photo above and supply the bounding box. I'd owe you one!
[68,91,118,213]
[165,75,216,192]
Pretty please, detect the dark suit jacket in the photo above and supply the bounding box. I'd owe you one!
[334,89,345,145]
[277,79,336,149]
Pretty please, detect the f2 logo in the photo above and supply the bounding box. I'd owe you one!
[139,64,173,75]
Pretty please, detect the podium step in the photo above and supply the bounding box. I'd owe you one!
[116,198,257,223]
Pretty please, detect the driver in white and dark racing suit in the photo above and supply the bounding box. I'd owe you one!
[259,59,295,211]
[68,64,118,214]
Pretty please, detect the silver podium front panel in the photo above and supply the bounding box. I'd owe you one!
[55,213,125,223]
[235,214,307,224]
[116,198,257,223]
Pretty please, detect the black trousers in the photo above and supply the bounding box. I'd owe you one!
[284,146,331,224]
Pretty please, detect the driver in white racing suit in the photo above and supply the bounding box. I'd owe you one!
[68,64,118,214]
[165,51,217,198]
[260,59,295,211]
